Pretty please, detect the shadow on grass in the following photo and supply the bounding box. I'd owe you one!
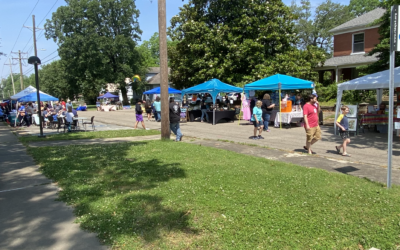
[29,141,195,246]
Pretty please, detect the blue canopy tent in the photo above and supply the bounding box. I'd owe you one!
[181,79,243,125]
[244,74,314,129]
[143,87,182,95]
[18,92,59,102]
[98,92,119,99]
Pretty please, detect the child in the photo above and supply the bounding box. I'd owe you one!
[335,106,351,157]
[134,100,147,130]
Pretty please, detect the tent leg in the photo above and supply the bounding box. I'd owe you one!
[213,109,215,125]
[238,92,244,125]
[15,101,18,127]
[279,90,282,130]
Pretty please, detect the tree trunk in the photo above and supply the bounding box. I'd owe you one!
[120,85,130,105]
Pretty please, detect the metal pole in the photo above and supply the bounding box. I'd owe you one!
[158,0,170,139]
[32,15,38,57]
[279,89,282,129]
[34,63,44,137]
[388,5,397,188]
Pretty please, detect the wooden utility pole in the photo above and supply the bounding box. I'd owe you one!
[8,59,16,95]
[158,0,170,139]
[18,50,24,89]
[32,15,38,57]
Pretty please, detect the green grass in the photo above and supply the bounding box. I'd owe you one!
[19,129,160,143]
[29,141,400,249]
[86,104,98,111]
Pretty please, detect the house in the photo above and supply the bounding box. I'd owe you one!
[114,67,172,103]
[145,67,172,91]
[315,8,385,83]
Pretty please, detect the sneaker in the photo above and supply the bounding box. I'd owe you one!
[266,129,270,132]
[252,136,259,140]
[145,128,150,130]
[258,135,264,139]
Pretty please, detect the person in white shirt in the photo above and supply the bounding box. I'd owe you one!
[66,106,74,132]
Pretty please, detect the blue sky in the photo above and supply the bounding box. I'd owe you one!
[0,0,350,80]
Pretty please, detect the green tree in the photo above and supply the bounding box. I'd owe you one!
[290,0,354,54]
[136,32,178,67]
[168,0,325,89]
[45,0,142,104]
[349,0,381,17]
[38,60,75,100]
[0,73,33,98]
[367,2,396,74]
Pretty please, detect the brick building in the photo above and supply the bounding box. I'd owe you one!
[315,8,385,83]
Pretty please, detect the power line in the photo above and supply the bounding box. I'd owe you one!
[1,0,40,79]
[41,50,58,61]
[41,55,59,65]
[37,0,59,27]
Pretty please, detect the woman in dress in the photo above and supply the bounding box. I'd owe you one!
[241,94,251,121]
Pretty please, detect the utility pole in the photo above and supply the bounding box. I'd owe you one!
[158,0,170,139]
[6,59,16,95]
[33,15,38,57]
[18,51,24,89]
[12,51,28,90]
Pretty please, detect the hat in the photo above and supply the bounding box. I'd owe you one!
[312,90,318,98]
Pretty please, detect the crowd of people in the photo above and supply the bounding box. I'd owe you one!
[1,99,83,132]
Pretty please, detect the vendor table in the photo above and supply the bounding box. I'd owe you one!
[206,110,236,124]
[188,110,202,122]
[274,112,303,127]
[360,114,398,125]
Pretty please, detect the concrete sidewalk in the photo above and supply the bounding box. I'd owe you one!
[0,123,107,250]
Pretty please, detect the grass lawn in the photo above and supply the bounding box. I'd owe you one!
[29,141,400,249]
[19,129,160,143]
[86,104,98,111]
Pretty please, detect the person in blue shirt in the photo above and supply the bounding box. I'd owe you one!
[153,96,161,122]
[251,100,264,140]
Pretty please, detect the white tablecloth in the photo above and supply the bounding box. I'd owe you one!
[274,112,303,127]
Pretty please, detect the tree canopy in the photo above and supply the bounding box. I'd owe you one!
[168,0,325,89]
[367,2,395,73]
[136,32,178,68]
[349,0,381,17]
[290,0,354,55]
[45,0,144,104]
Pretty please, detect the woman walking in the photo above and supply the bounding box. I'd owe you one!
[153,96,161,122]
[145,99,152,122]
[134,100,147,130]
[251,100,264,140]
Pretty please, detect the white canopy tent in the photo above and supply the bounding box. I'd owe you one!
[10,86,45,100]
[335,66,400,132]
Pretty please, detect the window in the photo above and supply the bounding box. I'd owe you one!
[353,33,364,53]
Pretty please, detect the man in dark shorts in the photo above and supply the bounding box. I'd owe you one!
[335,106,351,157]
[303,94,321,154]
[134,100,147,130]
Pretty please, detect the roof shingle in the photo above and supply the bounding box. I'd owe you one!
[320,54,379,68]
[329,8,385,34]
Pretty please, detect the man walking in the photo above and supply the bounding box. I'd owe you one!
[169,97,183,141]
[303,94,321,154]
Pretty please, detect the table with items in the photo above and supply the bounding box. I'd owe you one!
[274,112,303,127]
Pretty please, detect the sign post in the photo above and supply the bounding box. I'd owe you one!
[388,5,399,188]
